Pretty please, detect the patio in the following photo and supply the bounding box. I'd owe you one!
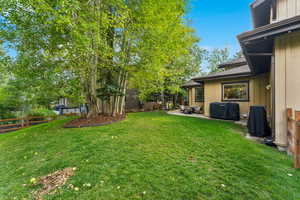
[167,109,247,126]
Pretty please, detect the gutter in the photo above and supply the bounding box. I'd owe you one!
[192,72,252,82]
[238,15,300,74]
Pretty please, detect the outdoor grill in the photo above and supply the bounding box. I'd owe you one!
[247,106,271,137]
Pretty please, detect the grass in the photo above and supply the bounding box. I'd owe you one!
[0,111,300,200]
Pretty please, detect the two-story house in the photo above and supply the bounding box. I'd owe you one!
[238,0,300,150]
[183,0,300,152]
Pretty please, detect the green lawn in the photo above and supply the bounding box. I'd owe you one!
[1,112,300,200]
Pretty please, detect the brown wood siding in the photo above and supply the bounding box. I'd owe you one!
[274,30,300,147]
[187,87,204,108]
[274,0,300,23]
[203,75,271,118]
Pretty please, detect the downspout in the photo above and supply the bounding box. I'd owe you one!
[271,55,276,138]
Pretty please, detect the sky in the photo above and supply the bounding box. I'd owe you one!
[186,0,254,56]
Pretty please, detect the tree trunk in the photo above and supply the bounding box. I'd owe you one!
[86,68,100,118]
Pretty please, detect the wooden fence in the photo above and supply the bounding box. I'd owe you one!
[287,108,300,168]
[0,116,52,134]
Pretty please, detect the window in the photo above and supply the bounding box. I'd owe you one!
[195,86,204,102]
[222,82,249,102]
[271,0,277,21]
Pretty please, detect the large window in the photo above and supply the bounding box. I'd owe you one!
[222,81,249,102]
[195,86,204,102]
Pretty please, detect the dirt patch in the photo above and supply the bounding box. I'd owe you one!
[187,156,198,163]
[64,114,125,128]
[33,167,75,200]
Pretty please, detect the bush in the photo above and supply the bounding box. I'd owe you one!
[28,108,57,117]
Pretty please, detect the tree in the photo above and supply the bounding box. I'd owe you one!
[0,0,198,118]
[207,47,230,74]
[130,44,206,105]
[233,50,243,59]
[0,44,10,84]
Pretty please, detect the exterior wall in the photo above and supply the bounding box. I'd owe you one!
[273,0,300,23]
[274,31,300,147]
[187,87,204,108]
[203,75,271,117]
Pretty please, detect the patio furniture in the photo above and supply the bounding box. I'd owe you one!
[210,102,240,121]
[183,107,193,114]
[179,105,185,112]
[247,106,271,137]
[191,106,203,114]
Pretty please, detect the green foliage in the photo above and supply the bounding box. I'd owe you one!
[233,50,243,59]
[207,47,230,74]
[0,45,10,85]
[96,84,124,101]
[0,0,200,115]
[28,108,57,117]
[0,80,24,118]
[131,44,205,101]
[0,76,60,118]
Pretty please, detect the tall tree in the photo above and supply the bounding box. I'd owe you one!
[0,0,198,117]
[131,44,206,104]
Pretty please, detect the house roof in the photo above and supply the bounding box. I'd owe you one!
[193,65,252,82]
[181,80,203,88]
[238,15,300,74]
[218,57,247,68]
[250,0,269,7]
[238,15,300,41]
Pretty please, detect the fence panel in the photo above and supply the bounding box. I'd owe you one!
[0,116,52,134]
[287,108,300,168]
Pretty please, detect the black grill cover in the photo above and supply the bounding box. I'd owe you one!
[247,106,271,137]
[210,102,240,121]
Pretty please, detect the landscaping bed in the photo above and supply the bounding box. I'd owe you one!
[64,114,125,128]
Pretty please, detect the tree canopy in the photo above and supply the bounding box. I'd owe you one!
[0,0,201,117]
[206,47,230,74]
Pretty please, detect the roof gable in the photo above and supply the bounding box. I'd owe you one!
[218,57,247,68]
[182,80,202,88]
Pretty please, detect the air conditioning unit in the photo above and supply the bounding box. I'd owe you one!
[209,102,240,121]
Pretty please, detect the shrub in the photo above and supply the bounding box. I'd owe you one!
[28,108,57,118]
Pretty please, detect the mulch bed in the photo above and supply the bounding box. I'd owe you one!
[64,114,126,128]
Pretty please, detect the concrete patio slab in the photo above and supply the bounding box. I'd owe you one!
[167,110,248,127]
[167,110,210,119]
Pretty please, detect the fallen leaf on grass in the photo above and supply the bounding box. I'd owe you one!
[32,167,75,200]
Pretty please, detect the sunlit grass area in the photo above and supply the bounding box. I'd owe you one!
[1,112,299,200]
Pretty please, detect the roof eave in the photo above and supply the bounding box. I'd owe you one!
[238,15,300,74]
[218,62,248,69]
[192,72,252,82]
[238,15,300,41]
